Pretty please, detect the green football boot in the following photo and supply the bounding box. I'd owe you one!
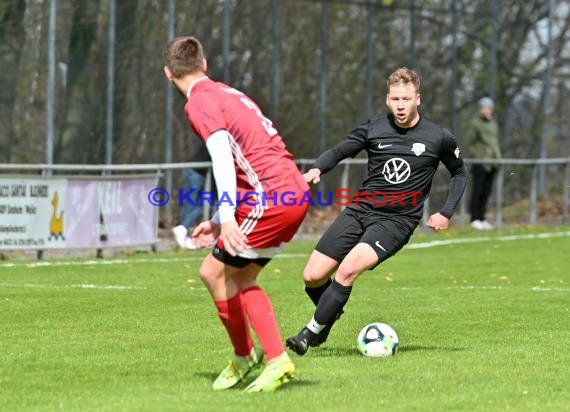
[212,347,264,390]
[243,352,295,393]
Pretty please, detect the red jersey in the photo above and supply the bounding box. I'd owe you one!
[184,77,308,196]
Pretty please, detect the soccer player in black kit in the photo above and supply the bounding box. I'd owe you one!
[286,67,467,355]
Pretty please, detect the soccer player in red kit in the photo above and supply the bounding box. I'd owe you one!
[163,36,309,393]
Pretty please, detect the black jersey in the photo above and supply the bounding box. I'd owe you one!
[314,113,467,222]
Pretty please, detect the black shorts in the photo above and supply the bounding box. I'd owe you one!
[315,208,418,268]
[212,244,271,269]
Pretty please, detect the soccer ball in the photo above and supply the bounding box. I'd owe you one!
[357,322,399,357]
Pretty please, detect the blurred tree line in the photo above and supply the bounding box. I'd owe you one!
[0,0,568,170]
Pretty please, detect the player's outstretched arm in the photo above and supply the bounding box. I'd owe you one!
[311,123,368,175]
[438,129,467,219]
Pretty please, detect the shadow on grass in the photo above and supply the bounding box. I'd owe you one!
[398,344,464,353]
[307,344,464,357]
[311,346,362,357]
[194,372,219,382]
[192,372,318,390]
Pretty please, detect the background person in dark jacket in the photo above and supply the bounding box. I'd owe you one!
[464,97,501,230]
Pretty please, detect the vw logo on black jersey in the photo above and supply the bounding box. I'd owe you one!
[382,158,411,184]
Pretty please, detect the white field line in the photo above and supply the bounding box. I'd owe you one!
[0,283,148,290]
[0,254,309,269]
[69,283,147,290]
[397,286,568,292]
[0,283,567,293]
[1,230,569,270]
[0,256,206,268]
[405,230,570,249]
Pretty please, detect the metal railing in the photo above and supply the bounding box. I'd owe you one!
[298,157,570,228]
[2,157,569,229]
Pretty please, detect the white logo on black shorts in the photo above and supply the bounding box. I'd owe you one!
[375,241,387,252]
[382,158,411,184]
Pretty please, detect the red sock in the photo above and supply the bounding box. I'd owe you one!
[242,286,284,361]
[214,292,253,357]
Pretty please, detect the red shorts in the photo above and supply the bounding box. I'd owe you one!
[215,191,310,258]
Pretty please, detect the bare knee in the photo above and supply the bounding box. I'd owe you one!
[302,265,329,287]
[335,262,362,286]
[302,251,339,286]
[199,267,216,290]
[199,259,225,292]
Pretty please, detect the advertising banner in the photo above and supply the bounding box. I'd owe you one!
[66,177,158,247]
[0,176,158,250]
[0,177,68,249]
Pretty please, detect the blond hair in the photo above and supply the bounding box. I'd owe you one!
[163,36,205,78]
[387,67,420,93]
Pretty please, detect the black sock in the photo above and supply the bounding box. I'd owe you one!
[313,279,352,326]
[305,278,332,306]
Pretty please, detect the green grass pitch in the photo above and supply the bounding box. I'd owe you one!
[1,226,569,411]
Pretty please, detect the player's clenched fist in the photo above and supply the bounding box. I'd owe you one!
[303,168,321,184]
